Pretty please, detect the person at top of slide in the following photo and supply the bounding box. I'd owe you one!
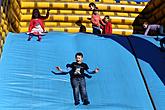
[27,8,50,42]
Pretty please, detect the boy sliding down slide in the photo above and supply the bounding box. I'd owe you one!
[52,52,99,106]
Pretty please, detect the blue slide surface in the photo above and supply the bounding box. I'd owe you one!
[0,32,164,110]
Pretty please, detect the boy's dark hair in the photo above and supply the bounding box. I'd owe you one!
[75,52,83,58]
[89,2,96,7]
[105,15,109,19]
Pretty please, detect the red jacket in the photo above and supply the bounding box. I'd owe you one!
[101,22,112,34]
[28,19,45,32]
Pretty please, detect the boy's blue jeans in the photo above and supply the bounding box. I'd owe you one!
[71,77,89,104]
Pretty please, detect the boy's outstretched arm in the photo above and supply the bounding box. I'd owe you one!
[51,66,71,75]
[84,73,92,79]
[86,68,99,74]
[51,71,68,75]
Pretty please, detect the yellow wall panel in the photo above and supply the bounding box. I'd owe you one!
[52,28,64,32]
[81,4,89,9]
[130,13,139,17]
[68,16,79,21]
[102,0,115,3]
[52,3,65,8]
[21,2,34,8]
[102,12,115,16]
[37,2,50,8]
[60,10,72,14]
[124,6,135,12]
[67,28,79,33]
[67,3,79,9]
[124,19,134,24]
[60,23,72,27]
[110,19,122,23]
[45,22,57,27]
[97,4,109,10]
[75,11,86,15]
[52,15,65,21]
[21,15,31,21]
[20,27,28,32]
[117,13,129,17]
[120,1,129,5]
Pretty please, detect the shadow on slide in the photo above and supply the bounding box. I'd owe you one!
[101,34,165,85]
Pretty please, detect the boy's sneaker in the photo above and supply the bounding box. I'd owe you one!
[74,102,80,106]
[83,100,90,105]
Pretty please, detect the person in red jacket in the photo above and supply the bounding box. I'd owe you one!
[101,15,112,35]
[91,7,105,35]
[27,8,50,42]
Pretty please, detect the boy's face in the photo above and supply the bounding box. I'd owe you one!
[104,17,109,23]
[76,55,83,64]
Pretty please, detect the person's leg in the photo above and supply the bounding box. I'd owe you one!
[27,35,32,41]
[93,27,101,35]
[71,78,80,105]
[37,35,42,41]
[93,27,97,34]
[79,78,90,105]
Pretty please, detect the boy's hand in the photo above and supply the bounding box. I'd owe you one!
[94,68,99,73]
[56,66,62,72]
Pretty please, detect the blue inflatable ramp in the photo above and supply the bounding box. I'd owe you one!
[0,32,164,110]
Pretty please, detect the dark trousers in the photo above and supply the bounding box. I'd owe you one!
[93,27,101,35]
[70,78,89,104]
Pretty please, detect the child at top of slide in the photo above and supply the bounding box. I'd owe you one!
[27,8,50,42]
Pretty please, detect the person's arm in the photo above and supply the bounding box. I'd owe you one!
[52,66,71,75]
[41,9,50,20]
[100,17,106,26]
[86,68,99,74]
[84,73,92,78]
[144,25,151,36]
[56,66,71,73]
